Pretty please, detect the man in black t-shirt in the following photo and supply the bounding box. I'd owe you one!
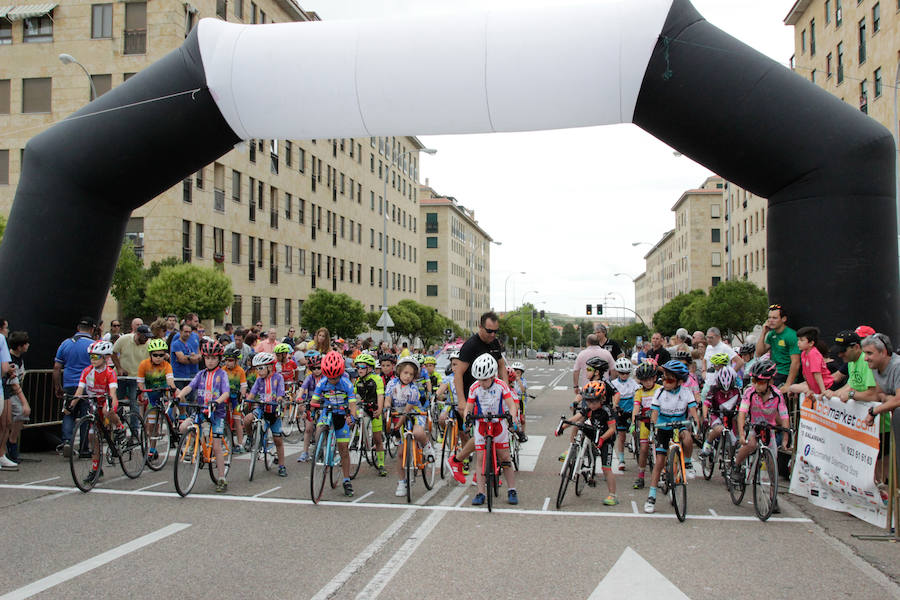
[595,323,623,359]
[646,332,671,365]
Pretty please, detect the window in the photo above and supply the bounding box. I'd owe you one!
[182,178,192,203]
[810,19,816,55]
[873,3,880,33]
[711,228,721,243]
[825,0,831,24]
[712,277,721,287]
[284,299,291,326]
[711,252,721,267]
[248,177,256,220]
[285,244,292,272]
[297,147,305,173]
[427,285,438,297]
[837,42,844,83]
[22,78,51,113]
[875,67,883,97]
[92,4,113,38]
[182,220,191,262]
[214,227,224,258]
[252,296,261,325]
[826,52,833,77]
[216,0,227,20]
[269,242,278,284]
[0,80,9,114]
[835,0,842,26]
[811,68,817,83]
[860,79,868,113]
[426,260,438,273]
[285,193,292,219]
[711,203,721,218]
[0,150,8,185]
[234,0,243,19]
[426,212,438,233]
[269,186,278,229]
[232,295,242,324]
[858,18,866,64]
[426,236,438,248]
[232,170,241,202]
[298,198,305,224]
[124,1,147,55]
[231,232,240,263]
[251,1,257,22]
[24,14,53,42]
[801,29,806,53]
[248,236,256,280]
[195,223,204,258]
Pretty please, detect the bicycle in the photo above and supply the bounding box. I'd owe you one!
[281,384,304,443]
[68,394,147,492]
[246,400,283,482]
[395,407,437,503]
[429,396,444,443]
[173,402,234,497]
[470,412,513,512]
[349,404,381,476]
[729,421,792,521]
[698,408,738,482]
[141,387,182,471]
[555,416,599,509]
[310,403,345,503]
[652,419,693,522]
[440,407,465,480]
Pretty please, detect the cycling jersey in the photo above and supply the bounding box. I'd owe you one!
[223,364,247,404]
[634,384,661,419]
[312,375,356,412]
[705,385,740,413]
[78,365,119,413]
[739,385,788,426]
[356,372,384,411]
[276,359,299,386]
[137,358,173,391]
[248,373,285,414]
[300,373,321,400]
[577,404,616,442]
[467,379,513,448]
[187,368,230,418]
[651,385,697,429]
[609,377,639,413]
[245,369,258,392]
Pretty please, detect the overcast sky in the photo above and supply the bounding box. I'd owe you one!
[308,0,797,319]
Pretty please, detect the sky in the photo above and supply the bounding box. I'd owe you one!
[307,0,798,319]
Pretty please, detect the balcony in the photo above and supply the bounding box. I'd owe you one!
[124,29,146,55]
[214,189,225,212]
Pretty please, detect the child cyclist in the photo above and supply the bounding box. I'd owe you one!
[423,355,442,397]
[379,353,397,387]
[137,338,178,463]
[644,359,700,513]
[733,360,790,486]
[71,340,123,485]
[243,352,289,478]
[556,381,618,505]
[464,354,520,505]
[437,352,470,462]
[510,361,529,441]
[310,351,358,496]
[354,352,387,476]
[610,357,639,473]
[274,343,299,389]
[699,366,741,457]
[388,357,435,497]
[562,356,616,460]
[297,354,323,463]
[176,340,231,492]
[222,347,247,454]
[630,361,661,489]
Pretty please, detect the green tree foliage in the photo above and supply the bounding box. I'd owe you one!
[397,299,447,347]
[144,263,232,320]
[608,322,651,349]
[560,323,579,347]
[704,280,768,340]
[110,239,145,318]
[299,289,367,338]
[0,213,6,244]
[679,295,710,333]
[365,310,382,331]
[499,304,556,350]
[386,303,421,345]
[653,290,706,335]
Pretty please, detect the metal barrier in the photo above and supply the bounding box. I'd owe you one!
[19,369,62,428]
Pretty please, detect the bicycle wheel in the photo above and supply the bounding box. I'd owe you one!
[509,430,520,472]
[404,436,413,503]
[574,446,587,497]
[283,406,301,444]
[349,421,364,480]
[440,421,456,479]
[753,446,779,521]
[174,428,200,497]
[70,416,101,492]
[248,421,262,482]
[721,434,735,485]
[485,438,495,513]
[144,407,169,471]
[310,429,330,504]
[386,423,398,458]
[630,428,641,464]
[362,417,375,466]
[729,456,747,506]
[555,443,577,509]
[208,421,233,484]
[422,438,437,490]
[701,438,716,481]
[669,446,687,522]
[263,426,275,471]
[328,432,339,489]
[118,411,147,479]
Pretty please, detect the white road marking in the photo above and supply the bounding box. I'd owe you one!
[136,481,167,491]
[455,494,469,507]
[253,486,281,498]
[547,371,567,389]
[0,523,190,600]
[38,474,129,501]
[589,547,690,599]
[355,485,467,599]
[553,386,568,391]
[23,476,60,485]
[352,491,374,503]
[0,484,812,522]
[530,386,545,391]
[310,481,445,600]
[631,500,639,514]
[542,497,550,511]
[708,508,718,517]
[515,435,546,472]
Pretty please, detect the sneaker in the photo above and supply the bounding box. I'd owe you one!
[699,444,713,457]
[603,494,619,506]
[232,445,245,455]
[472,492,486,506]
[424,444,435,462]
[83,470,99,486]
[377,465,388,477]
[731,466,744,485]
[395,480,408,497]
[633,477,645,490]
[278,465,287,477]
[644,496,656,513]
[558,452,568,462]
[507,489,519,505]
[297,451,310,463]
[343,480,354,497]
[61,443,72,458]
[517,431,528,443]
[0,455,19,471]
[617,463,626,473]
[446,455,466,484]
[243,439,253,452]
[215,478,228,493]
[686,464,696,480]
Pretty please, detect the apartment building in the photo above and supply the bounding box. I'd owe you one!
[724,182,768,290]
[0,0,428,331]
[418,183,492,332]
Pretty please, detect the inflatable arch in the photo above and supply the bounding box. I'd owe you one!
[1,0,897,365]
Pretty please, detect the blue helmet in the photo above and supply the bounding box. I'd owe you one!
[661,359,690,381]
[304,349,321,358]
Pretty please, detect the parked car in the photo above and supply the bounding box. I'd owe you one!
[564,351,577,360]
[535,351,548,359]
[553,352,562,360]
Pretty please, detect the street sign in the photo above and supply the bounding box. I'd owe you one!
[376,311,394,328]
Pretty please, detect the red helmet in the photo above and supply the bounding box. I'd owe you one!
[200,339,223,357]
[321,351,345,378]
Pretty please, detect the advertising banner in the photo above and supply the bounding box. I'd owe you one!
[789,394,887,528]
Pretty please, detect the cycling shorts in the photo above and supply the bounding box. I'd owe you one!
[362,405,384,433]
[596,439,613,469]
[395,414,427,431]
[253,408,283,436]
[474,418,508,449]
[654,424,689,454]
[615,411,631,432]
[318,410,351,443]
[191,410,226,437]
[639,420,652,442]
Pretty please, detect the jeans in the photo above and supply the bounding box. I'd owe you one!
[60,386,84,444]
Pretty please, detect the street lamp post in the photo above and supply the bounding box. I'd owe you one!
[520,290,538,345]
[504,271,525,313]
[382,146,437,344]
[59,53,98,100]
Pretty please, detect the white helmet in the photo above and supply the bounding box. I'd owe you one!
[87,340,114,356]
[615,357,634,373]
[396,356,420,375]
[510,361,526,373]
[252,352,276,367]
[449,351,460,361]
[471,354,498,380]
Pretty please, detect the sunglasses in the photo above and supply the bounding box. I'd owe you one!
[768,304,782,311]
[355,364,369,369]
[483,327,499,334]
[89,354,104,360]
[662,375,677,383]
[255,365,268,371]
[586,366,599,372]
[751,376,770,383]
[150,352,167,358]
[111,323,121,327]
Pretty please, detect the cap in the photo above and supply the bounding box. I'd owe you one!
[855,325,876,338]
[136,325,152,335]
[834,330,861,348]
[78,316,97,328]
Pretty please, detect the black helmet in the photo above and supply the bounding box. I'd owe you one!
[585,357,609,374]
[739,342,756,356]
[635,362,657,380]
[750,359,777,380]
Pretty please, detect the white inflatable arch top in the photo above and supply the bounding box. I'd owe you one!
[198,0,674,140]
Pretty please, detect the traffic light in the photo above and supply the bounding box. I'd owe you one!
[586,304,592,315]
[597,304,603,315]
[540,310,545,320]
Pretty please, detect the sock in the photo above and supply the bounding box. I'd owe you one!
[702,441,711,449]
[508,487,516,492]
[343,477,350,483]
[638,470,645,478]
[7,442,18,460]
[377,450,385,466]
[92,459,99,470]
[617,452,625,463]
[685,459,693,468]
[649,486,657,499]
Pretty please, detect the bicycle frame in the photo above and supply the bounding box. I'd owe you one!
[473,412,511,512]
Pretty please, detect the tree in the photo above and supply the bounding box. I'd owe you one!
[397,299,444,347]
[144,263,233,320]
[365,310,382,331]
[560,323,578,346]
[653,289,706,334]
[110,239,145,319]
[704,280,768,340]
[679,294,709,333]
[386,303,421,345]
[0,213,6,244]
[300,289,367,338]
[608,322,650,349]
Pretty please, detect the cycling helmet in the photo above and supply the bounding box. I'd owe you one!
[200,339,224,358]
[307,355,322,369]
[378,353,397,364]
[423,356,436,365]
[471,354,498,380]
[510,361,526,373]
[582,381,606,401]
[643,357,658,368]
[673,350,692,361]
[146,338,168,353]
[739,342,756,356]
[661,359,690,381]
[710,352,730,366]
[252,352,276,367]
[321,351,346,378]
[304,349,321,358]
[750,359,777,381]
[223,347,241,360]
[395,356,420,375]
[716,366,737,390]
[355,353,377,368]
[635,362,657,380]
[87,340,113,356]
[414,353,426,364]
[585,356,609,375]
[449,351,460,361]
[614,357,633,373]
[273,343,292,354]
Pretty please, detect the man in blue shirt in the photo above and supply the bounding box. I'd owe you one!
[171,322,200,382]
[53,317,97,454]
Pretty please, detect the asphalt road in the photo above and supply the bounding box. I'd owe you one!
[1,359,898,599]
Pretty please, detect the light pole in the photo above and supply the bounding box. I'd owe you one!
[504,271,525,313]
[520,290,538,343]
[59,53,98,100]
[381,146,436,344]
[531,300,546,349]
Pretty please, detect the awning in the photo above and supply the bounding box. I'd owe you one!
[6,3,58,20]
[0,6,15,18]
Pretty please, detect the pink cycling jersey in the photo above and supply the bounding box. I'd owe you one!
[738,385,788,425]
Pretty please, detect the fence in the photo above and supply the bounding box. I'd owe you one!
[19,369,62,428]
